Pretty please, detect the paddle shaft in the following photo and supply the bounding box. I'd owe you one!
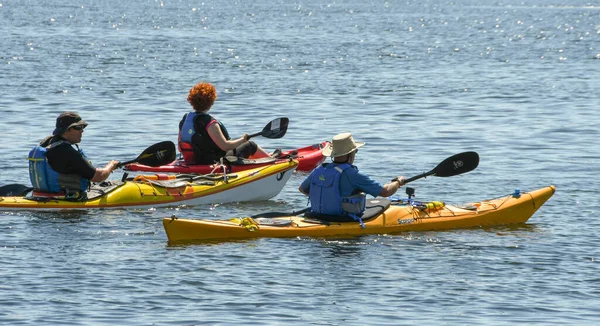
[117,158,139,167]
[404,171,434,184]
[116,141,176,168]
[247,131,262,139]
[116,151,166,168]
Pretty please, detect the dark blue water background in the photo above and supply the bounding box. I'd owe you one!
[1,0,599,325]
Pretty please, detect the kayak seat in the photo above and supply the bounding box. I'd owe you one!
[251,207,310,219]
[280,150,299,159]
[86,181,126,200]
[29,189,85,202]
[225,150,298,164]
[178,141,195,163]
[31,190,66,198]
[25,182,126,202]
[304,198,391,223]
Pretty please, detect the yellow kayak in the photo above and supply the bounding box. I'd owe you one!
[0,160,298,211]
[163,185,555,242]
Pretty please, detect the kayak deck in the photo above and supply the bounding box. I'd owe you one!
[163,186,556,243]
[125,141,329,173]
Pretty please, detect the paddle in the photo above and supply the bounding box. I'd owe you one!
[0,141,177,197]
[247,117,289,140]
[393,151,479,184]
[0,184,33,197]
[250,152,479,218]
[117,141,177,168]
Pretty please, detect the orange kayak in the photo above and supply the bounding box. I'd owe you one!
[163,186,556,243]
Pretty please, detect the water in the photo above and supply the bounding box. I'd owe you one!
[1,0,599,324]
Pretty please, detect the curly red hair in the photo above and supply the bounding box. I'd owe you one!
[187,82,217,111]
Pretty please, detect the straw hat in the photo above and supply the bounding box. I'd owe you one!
[322,132,366,157]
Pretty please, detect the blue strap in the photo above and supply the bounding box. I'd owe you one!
[346,213,365,228]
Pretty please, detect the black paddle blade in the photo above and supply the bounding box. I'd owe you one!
[432,151,479,177]
[260,117,289,139]
[247,117,290,139]
[118,141,176,168]
[0,184,33,197]
[135,141,177,167]
[402,151,479,184]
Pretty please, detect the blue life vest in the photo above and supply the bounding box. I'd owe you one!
[180,112,198,144]
[28,140,90,193]
[179,112,231,144]
[179,112,231,163]
[308,164,367,227]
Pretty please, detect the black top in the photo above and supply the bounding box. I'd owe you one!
[42,136,96,180]
[179,112,230,164]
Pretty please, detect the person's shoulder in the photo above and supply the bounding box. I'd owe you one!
[49,141,78,155]
[346,165,375,180]
[195,112,216,123]
[195,111,213,118]
[343,165,361,176]
[338,163,358,172]
[38,135,53,147]
[310,163,329,173]
[45,137,68,148]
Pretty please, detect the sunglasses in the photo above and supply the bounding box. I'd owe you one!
[70,125,86,131]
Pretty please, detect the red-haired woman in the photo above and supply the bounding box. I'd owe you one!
[178,82,274,164]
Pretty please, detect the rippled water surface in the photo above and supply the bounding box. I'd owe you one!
[1,0,599,325]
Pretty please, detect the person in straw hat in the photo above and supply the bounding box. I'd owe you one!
[27,111,120,198]
[299,132,406,223]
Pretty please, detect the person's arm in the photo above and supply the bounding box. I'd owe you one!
[347,170,406,198]
[378,176,406,197]
[91,160,119,182]
[48,145,119,183]
[298,185,308,195]
[206,122,247,151]
[299,173,312,196]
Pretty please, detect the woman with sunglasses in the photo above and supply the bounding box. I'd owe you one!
[27,112,119,199]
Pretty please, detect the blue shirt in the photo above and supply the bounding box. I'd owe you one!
[300,163,383,198]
